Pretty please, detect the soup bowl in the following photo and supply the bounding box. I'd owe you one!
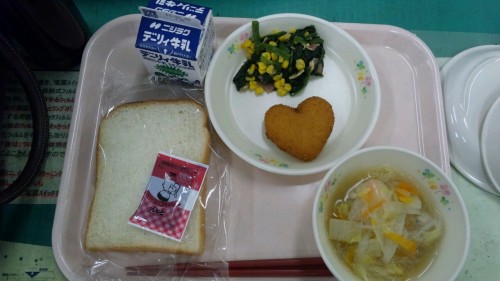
[312,146,469,281]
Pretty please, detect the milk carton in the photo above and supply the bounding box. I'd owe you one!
[135,1,215,86]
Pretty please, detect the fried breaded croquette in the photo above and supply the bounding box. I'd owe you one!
[264,96,334,161]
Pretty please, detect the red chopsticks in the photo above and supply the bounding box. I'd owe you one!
[126,257,334,278]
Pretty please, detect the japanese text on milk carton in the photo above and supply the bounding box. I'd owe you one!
[135,1,215,87]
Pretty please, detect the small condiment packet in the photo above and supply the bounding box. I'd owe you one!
[129,152,208,241]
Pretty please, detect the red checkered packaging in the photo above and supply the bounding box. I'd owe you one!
[129,151,208,241]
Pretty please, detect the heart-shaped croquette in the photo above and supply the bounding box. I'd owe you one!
[264,96,334,161]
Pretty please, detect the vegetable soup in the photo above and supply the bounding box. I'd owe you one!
[326,165,443,281]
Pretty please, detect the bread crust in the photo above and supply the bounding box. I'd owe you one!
[84,99,211,255]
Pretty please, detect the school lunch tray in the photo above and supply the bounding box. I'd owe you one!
[51,14,449,280]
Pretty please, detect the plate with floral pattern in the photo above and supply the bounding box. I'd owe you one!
[205,13,380,175]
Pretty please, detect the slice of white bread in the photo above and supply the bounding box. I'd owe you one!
[84,99,211,255]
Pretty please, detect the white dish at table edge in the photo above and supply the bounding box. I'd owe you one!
[481,96,500,193]
[205,13,381,176]
[441,45,500,196]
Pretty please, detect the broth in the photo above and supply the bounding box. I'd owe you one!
[326,165,443,281]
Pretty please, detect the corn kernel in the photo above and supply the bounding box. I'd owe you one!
[278,33,291,41]
[241,39,254,59]
[273,74,282,81]
[247,64,255,75]
[242,39,252,48]
[257,62,267,74]
[266,65,276,75]
[281,60,289,69]
[271,52,279,61]
[261,52,271,61]
[245,76,255,81]
[249,80,258,90]
[255,86,265,95]
[269,41,277,46]
[277,88,287,96]
[289,28,296,33]
[274,77,291,96]
[274,79,282,89]
[296,59,305,71]
[284,83,292,92]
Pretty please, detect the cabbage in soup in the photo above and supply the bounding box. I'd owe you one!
[326,165,443,281]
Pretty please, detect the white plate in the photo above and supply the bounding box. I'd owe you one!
[481,97,500,193]
[205,13,380,176]
[441,45,500,195]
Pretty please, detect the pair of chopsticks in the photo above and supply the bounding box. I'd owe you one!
[126,257,334,278]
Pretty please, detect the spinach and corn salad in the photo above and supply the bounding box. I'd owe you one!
[232,21,325,96]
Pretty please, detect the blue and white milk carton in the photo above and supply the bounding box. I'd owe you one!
[135,0,215,86]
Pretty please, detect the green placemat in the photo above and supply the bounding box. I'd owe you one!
[74,0,500,57]
[0,241,65,280]
[1,71,78,249]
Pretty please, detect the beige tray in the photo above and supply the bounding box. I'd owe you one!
[222,18,449,281]
[52,15,448,280]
